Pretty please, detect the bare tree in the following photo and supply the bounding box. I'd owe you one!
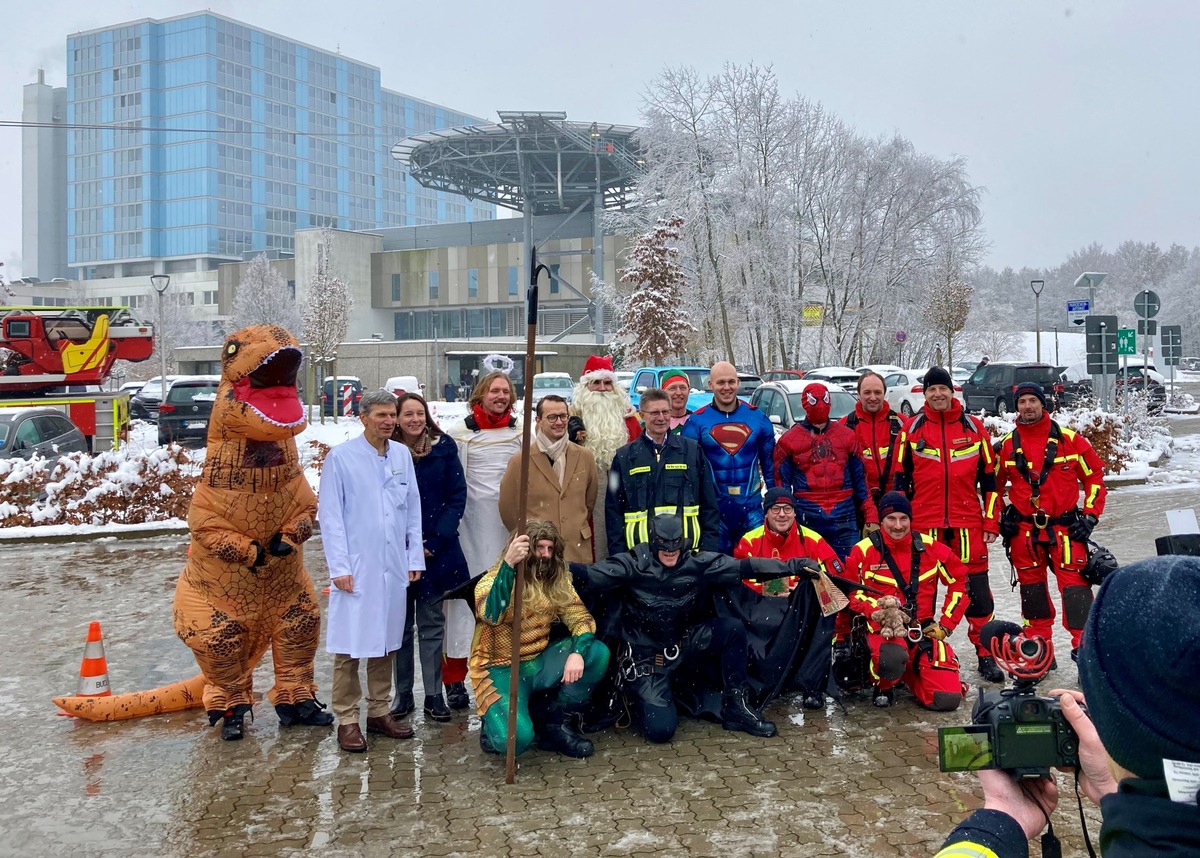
[229,254,303,336]
[922,268,974,369]
[301,228,353,423]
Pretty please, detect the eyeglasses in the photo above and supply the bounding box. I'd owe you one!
[642,410,670,418]
[540,413,569,423]
[768,504,795,514]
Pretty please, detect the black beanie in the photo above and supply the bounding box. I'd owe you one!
[878,491,912,519]
[763,488,795,511]
[1014,382,1047,407]
[1077,556,1200,780]
[922,366,954,391]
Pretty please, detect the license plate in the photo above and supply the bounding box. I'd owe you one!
[186,421,208,429]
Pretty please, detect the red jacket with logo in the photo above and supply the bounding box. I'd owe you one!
[845,532,970,632]
[894,400,999,532]
[995,414,1107,518]
[842,402,904,500]
[733,521,845,594]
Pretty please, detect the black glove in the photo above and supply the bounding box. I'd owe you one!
[252,543,267,567]
[1070,513,1098,543]
[786,557,822,580]
[567,415,586,444]
[268,532,294,557]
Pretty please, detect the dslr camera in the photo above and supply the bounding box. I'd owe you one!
[938,620,1085,778]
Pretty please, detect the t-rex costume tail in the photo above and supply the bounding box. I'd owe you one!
[54,326,330,735]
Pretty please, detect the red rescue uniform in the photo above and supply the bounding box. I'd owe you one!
[734,521,845,594]
[845,531,970,710]
[995,413,1107,652]
[842,401,903,505]
[894,399,999,656]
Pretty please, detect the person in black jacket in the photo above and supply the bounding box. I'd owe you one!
[935,556,1200,858]
[604,388,720,557]
[389,393,469,723]
[573,514,821,744]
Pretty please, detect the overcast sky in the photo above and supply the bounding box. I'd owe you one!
[3,0,1197,279]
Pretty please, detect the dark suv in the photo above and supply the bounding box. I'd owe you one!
[158,376,221,446]
[963,363,1064,415]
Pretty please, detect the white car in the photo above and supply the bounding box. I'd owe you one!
[805,366,861,394]
[856,364,903,377]
[531,372,575,404]
[615,371,635,392]
[748,379,857,437]
[883,368,964,417]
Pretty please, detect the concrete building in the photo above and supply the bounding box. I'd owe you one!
[21,11,493,289]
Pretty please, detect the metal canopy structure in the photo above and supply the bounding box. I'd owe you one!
[390,112,645,344]
[389,111,644,215]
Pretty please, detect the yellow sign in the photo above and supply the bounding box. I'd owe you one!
[801,304,825,327]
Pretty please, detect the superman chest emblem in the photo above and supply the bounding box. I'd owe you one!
[710,423,751,456]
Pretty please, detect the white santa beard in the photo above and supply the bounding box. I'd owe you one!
[572,384,631,471]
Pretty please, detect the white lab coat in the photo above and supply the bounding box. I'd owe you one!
[319,435,424,659]
[442,415,522,658]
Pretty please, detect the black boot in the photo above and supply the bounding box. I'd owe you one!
[977,655,1004,683]
[423,694,452,722]
[221,703,253,740]
[389,691,415,718]
[536,704,594,758]
[276,698,334,727]
[801,692,825,710]
[721,688,777,738]
[445,681,470,710]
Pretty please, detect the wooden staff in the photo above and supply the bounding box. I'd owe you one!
[505,251,547,784]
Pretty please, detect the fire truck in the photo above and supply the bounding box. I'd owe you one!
[0,306,156,449]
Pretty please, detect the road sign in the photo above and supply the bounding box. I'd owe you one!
[895,330,908,344]
[1085,315,1119,374]
[1134,290,1161,318]
[1138,319,1158,336]
[1162,325,1183,367]
[1117,328,1136,356]
[1066,299,1090,327]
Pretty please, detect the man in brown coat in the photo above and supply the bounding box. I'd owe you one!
[499,395,599,563]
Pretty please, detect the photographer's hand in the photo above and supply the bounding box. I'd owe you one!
[979,769,1058,840]
[1049,688,1119,804]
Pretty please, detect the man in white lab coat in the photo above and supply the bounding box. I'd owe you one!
[320,389,425,753]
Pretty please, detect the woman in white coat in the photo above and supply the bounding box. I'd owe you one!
[319,389,425,753]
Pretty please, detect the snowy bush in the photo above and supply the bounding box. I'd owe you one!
[976,405,1135,475]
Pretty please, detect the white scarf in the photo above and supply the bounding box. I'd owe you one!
[536,429,570,486]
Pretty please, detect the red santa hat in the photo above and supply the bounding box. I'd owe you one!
[580,354,617,382]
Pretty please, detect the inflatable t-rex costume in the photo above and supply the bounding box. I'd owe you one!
[53,326,332,738]
[172,325,332,739]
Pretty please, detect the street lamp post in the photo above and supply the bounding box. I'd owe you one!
[1031,280,1045,362]
[150,274,171,393]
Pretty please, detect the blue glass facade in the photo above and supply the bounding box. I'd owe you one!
[65,13,493,274]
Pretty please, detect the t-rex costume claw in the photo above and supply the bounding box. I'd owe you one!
[171,325,328,731]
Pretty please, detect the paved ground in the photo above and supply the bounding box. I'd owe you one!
[5,412,1197,857]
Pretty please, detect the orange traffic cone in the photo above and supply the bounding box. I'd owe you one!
[75,622,112,698]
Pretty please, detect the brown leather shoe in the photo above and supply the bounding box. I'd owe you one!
[337,723,368,753]
[365,714,414,740]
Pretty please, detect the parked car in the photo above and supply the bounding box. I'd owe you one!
[1182,356,1200,371]
[749,379,857,438]
[322,376,363,416]
[761,368,811,382]
[882,368,965,417]
[384,375,425,398]
[1113,367,1167,412]
[531,372,575,404]
[962,363,1064,415]
[129,375,182,422]
[614,371,635,392]
[0,406,89,460]
[628,366,712,412]
[855,364,903,377]
[805,366,862,394]
[158,376,221,446]
[737,373,763,402]
[118,380,146,396]
[950,365,975,386]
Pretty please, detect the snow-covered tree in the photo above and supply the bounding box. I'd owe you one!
[614,216,698,363]
[229,254,302,336]
[301,228,353,422]
[922,268,973,369]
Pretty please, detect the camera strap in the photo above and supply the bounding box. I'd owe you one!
[870,531,923,619]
